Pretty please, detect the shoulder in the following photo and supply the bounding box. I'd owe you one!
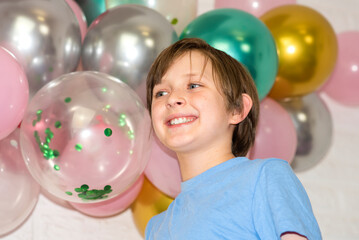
[145,212,166,239]
[251,159,322,239]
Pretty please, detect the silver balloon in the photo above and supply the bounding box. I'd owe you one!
[82,4,178,96]
[279,93,333,172]
[106,0,198,35]
[0,0,82,97]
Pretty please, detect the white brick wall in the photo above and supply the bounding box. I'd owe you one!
[3,0,359,239]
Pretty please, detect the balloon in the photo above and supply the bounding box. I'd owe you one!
[320,31,359,106]
[145,134,181,198]
[0,0,81,97]
[260,5,338,100]
[65,0,88,42]
[0,129,40,236]
[76,0,197,35]
[75,0,106,26]
[0,47,28,140]
[82,4,178,95]
[250,98,297,163]
[180,8,278,100]
[214,0,296,17]
[20,71,152,203]
[70,175,144,217]
[131,177,173,237]
[279,93,333,172]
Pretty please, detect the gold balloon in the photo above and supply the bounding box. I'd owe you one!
[131,177,174,237]
[260,5,337,100]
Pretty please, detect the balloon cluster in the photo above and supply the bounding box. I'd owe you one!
[0,0,355,237]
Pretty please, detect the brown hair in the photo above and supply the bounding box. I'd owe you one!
[146,38,259,157]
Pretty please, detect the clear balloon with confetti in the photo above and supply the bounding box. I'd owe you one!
[20,71,152,203]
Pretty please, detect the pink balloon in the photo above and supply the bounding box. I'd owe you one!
[0,47,29,140]
[249,98,297,163]
[65,0,88,42]
[144,133,181,198]
[320,31,359,106]
[70,175,144,217]
[214,0,296,17]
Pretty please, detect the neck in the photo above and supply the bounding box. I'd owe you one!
[177,148,235,181]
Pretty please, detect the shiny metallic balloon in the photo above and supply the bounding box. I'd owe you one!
[82,4,178,92]
[279,93,333,172]
[131,177,173,237]
[261,5,338,100]
[0,0,82,97]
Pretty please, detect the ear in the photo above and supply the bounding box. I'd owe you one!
[229,94,253,125]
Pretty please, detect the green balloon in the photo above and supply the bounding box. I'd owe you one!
[75,0,107,26]
[180,8,278,100]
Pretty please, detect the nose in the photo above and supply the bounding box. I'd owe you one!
[166,91,186,108]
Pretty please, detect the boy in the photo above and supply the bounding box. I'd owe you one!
[145,38,321,240]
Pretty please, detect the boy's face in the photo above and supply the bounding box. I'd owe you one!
[151,51,239,155]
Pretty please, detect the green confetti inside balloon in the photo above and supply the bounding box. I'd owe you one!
[54,165,60,171]
[32,109,43,126]
[65,191,73,196]
[102,87,107,92]
[73,184,113,200]
[75,144,82,151]
[64,97,72,103]
[48,66,54,72]
[55,121,62,128]
[127,130,134,139]
[171,18,178,25]
[34,128,60,160]
[104,128,112,137]
[53,150,60,157]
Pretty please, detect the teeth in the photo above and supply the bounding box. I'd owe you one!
[170,117,195,126]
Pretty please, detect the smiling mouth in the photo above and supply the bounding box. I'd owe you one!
[167,117,197,126]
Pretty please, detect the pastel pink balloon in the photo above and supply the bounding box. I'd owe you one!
[0,47,29,140]
[215,0,296,17]
[145,134,181,198]
[320,31,359,106]
[250,98,297,163]
[70,175,144,217]
[65,0,88,42]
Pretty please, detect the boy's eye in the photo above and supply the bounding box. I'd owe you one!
[155,91,168,98]
[188,83,200,89]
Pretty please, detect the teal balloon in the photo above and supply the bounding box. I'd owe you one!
[180,8,278,100]
[75,0,107,26]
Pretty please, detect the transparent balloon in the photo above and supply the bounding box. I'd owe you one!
[20,71,152,203]
[0,0,82,97]
[279,93,333,172]
[0,129,40,236]
[82,4,178,102]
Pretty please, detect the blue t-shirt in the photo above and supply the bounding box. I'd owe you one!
[145,157,321,240]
